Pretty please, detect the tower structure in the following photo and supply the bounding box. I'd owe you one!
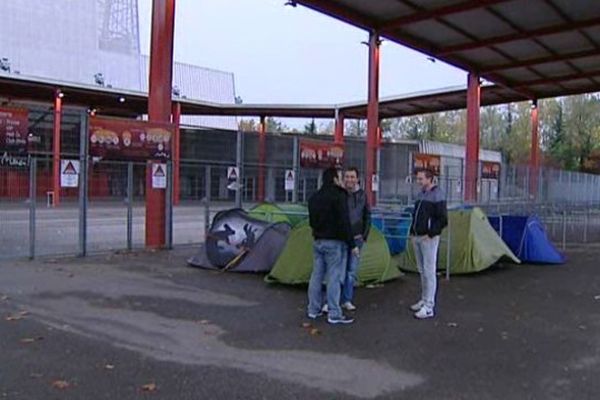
[98,0,141,54]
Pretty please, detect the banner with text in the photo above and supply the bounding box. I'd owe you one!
[481,161,501,180]
[0,107,29,157]
[89,117,173,161]
[299,140,344,169]
[412,153,441,176]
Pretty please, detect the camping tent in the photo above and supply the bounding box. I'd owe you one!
[188,209,291,272]
[395,207,520,275]
[265,224,401,285]
[372,212,412,255]
[488,215,565,264]
[249,203,308,228]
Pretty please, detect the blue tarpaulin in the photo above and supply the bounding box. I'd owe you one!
[488,215,565,264]
[372,213,412,255]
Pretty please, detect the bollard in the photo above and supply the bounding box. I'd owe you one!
[562,210,567,251]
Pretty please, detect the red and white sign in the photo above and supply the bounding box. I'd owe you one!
[152,163,167,189]
[89,117,173,161]
[300,140,344,169]
[412,153,441,176]
[0,107,29,156]
[481,161,501,180]
[285,170,295,192]
[60,159,80,188]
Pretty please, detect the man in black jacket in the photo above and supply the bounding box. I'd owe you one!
[340,167,370,311]
[409,168,448,319]
[307,167,358,325]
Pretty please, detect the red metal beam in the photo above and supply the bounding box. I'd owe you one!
[381,0,510,31]
[257,116,266,203]
[146,0,176,249]
[480,48,600,73]
[439,16,600,56]
[52,89,62,207]
[365,31,380,207]
[464,72,480,203]
[530,100,539,198]
[295,0,375,31]
[171,102,181,205]
[380,29,537,99]
[334,109,344,144]
[516,69,600,87]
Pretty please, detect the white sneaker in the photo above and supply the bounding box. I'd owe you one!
[321,303,328,313]
[410,300,424,312]
[414,306,434,319]
[342,301,356,311]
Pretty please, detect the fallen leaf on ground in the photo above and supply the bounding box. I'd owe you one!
[19,311,29,317]
[309,328,321,336]
[5,315,24,322]
[51,380,71,390]
[447,322,458,328]
[301,322,312,328]
[578,325,587,330]
[20,337,43,344]
[104,364,115,370]
[141,383,158,392]
[594,295,600,300]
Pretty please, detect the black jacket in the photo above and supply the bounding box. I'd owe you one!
[308,183,356,248]
[347,188,371,240]
[410,186,448,238]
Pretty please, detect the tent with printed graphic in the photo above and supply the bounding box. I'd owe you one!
[488,215,565,264]
[395,207,520,275]
[188,209,291,272]
[249,203,308,228]
[265,223,401,285]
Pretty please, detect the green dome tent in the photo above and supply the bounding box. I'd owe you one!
[395,207,520,275]
[265,224,401,285]
[249,203,308,228]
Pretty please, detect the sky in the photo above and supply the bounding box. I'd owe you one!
[137,0,467,107]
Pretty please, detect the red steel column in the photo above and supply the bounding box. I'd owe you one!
[257,116,266,202]
[52,90,62,207]
[464,72,481,203]
[172,102,181,205]
[146,0,176,248]
[365,31,380,206]
[530,100,539,198]
[334,109,345,144]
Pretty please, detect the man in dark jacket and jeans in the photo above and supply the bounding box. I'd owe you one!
[409,168,448,319]
[307,167,358,325]
[340,167,370,311]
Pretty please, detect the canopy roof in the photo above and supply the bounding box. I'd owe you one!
[295,0,600,101]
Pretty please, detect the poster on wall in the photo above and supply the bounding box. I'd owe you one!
[0,108,29,164]
[300,140,344,169]
[481,161,501,180]
[412,153,441,176]
[89,116,173,161]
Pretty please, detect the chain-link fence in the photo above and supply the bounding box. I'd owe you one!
[4,113,600,260]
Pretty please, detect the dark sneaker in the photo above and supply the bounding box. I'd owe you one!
[327,315,355,325]
[307,311,324,320]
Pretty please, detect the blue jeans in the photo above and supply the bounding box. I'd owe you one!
[341,238,364,304]
[307,239,348,319]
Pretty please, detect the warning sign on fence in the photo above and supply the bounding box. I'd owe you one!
[227,166,239,181]
[152,163,167,189]
[60,159,80,188]
[372,174,380,192]
[285,170,295,192]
